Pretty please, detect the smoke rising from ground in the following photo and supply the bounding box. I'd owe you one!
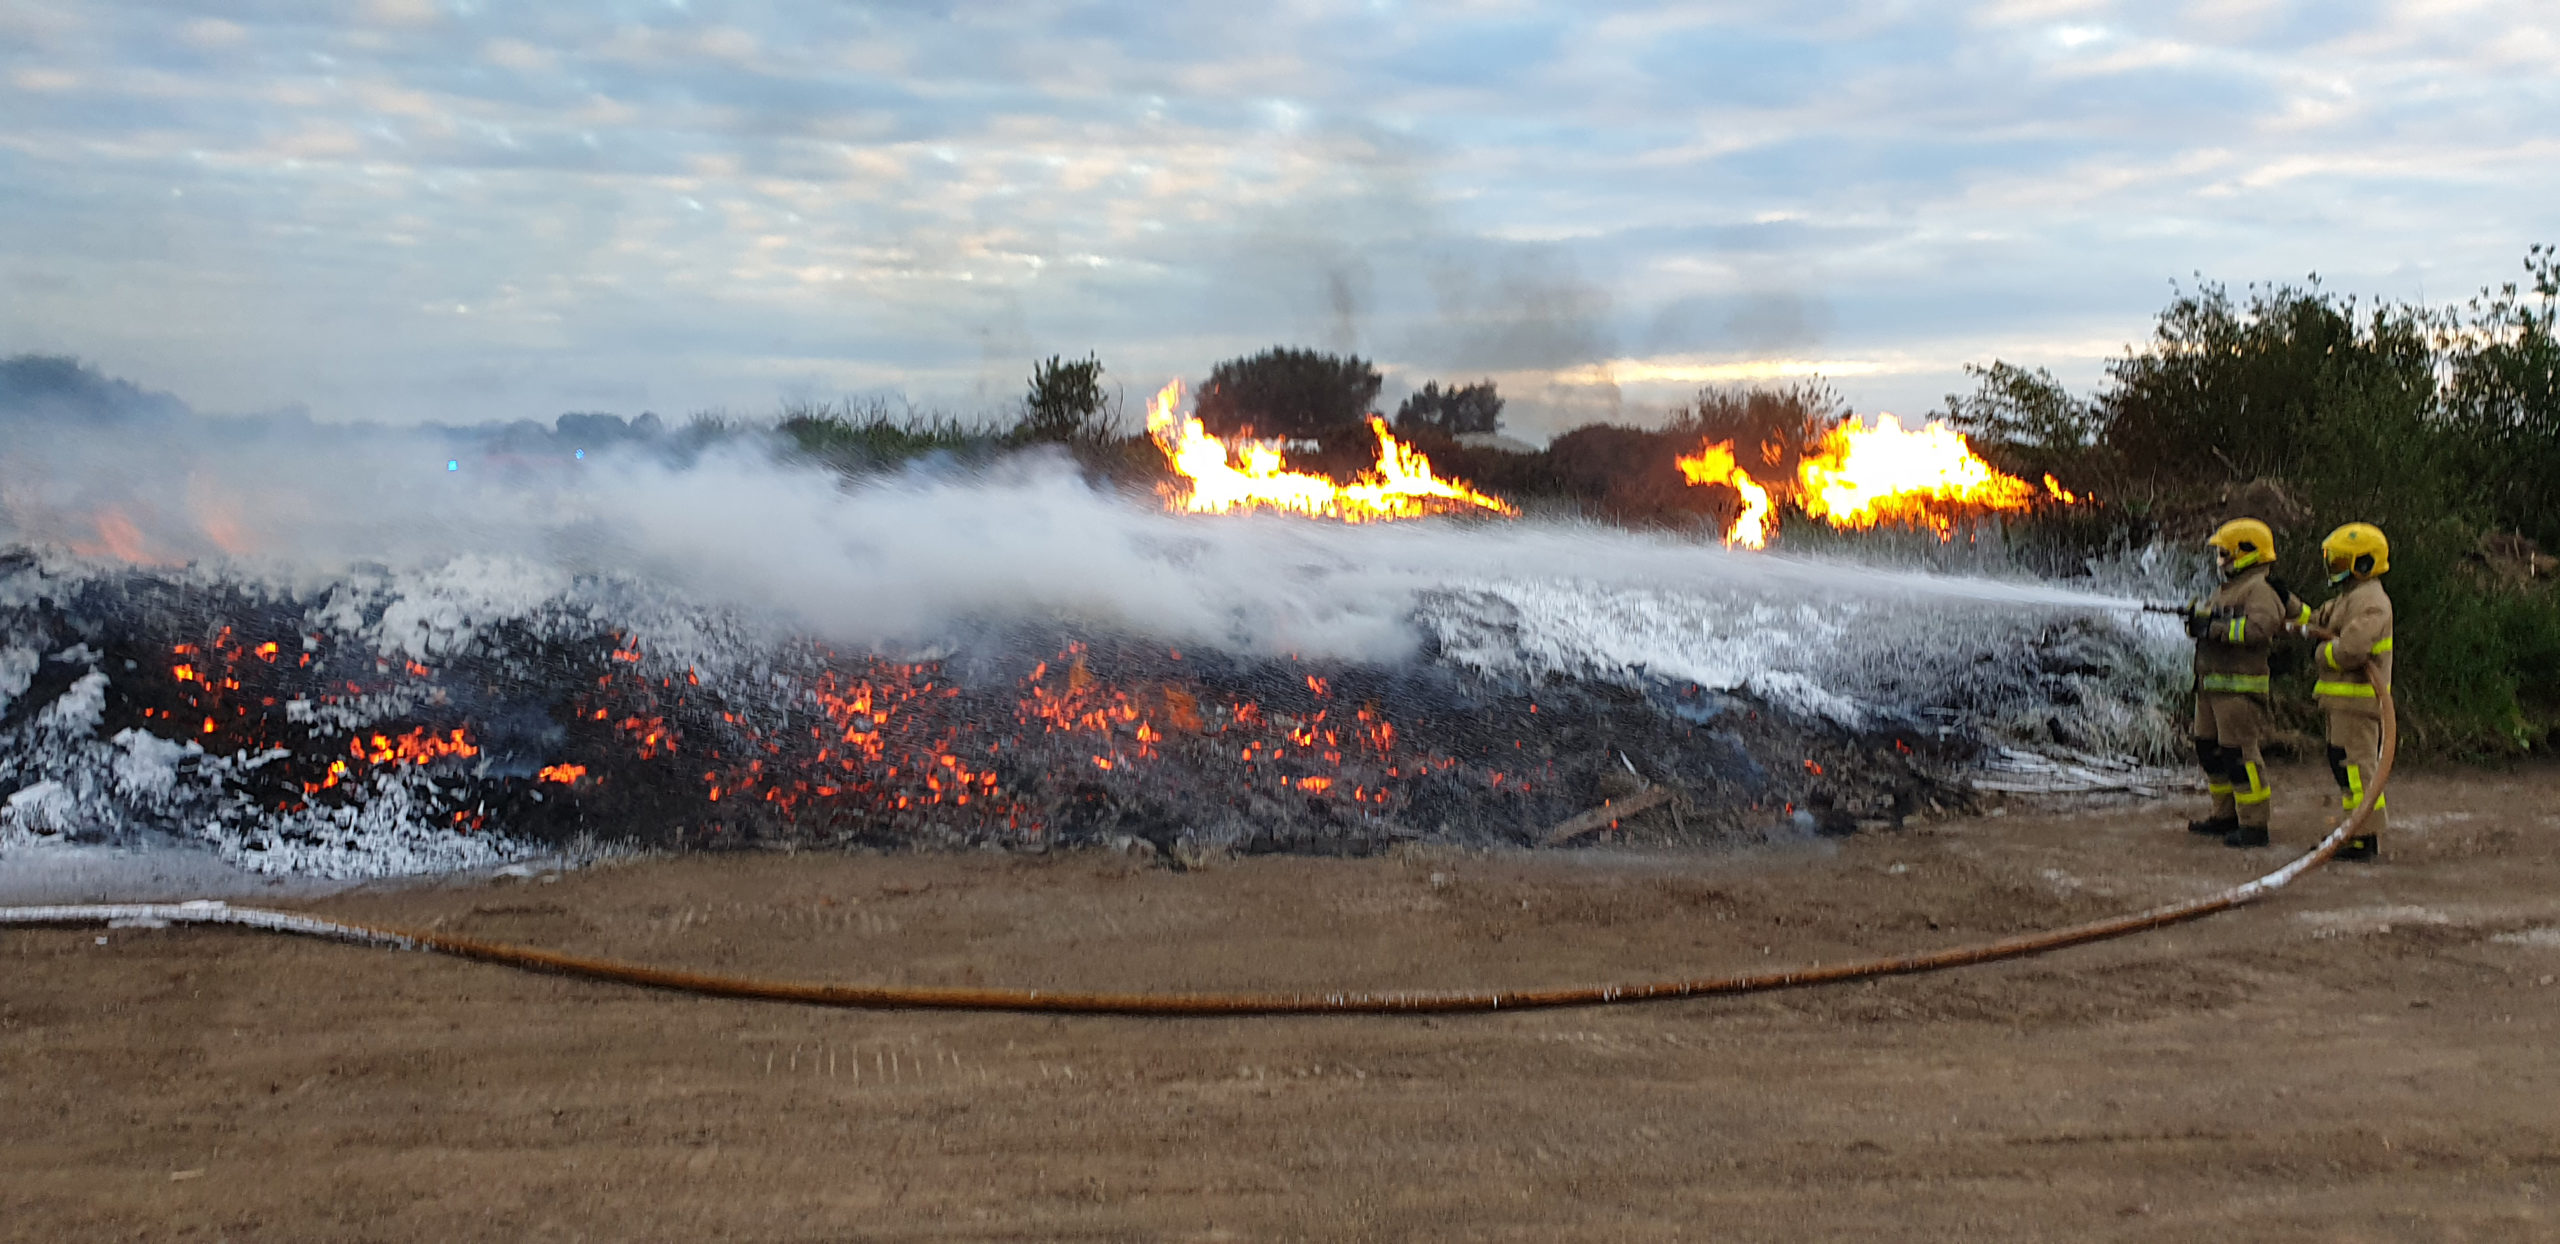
[1,416,2147,665]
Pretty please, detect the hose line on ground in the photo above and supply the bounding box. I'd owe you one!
[1,694,2393,1016]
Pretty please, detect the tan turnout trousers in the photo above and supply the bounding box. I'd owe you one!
[2188,564,2298,830]
[2310,577,2395,837]
[2326,712,2388,835]
[2191,692,2272,828]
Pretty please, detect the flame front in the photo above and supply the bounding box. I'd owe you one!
[1145,380,1516,523]
[1683,412,2076,545]
[1797,414,2039,534]
[1674,441,1774,549]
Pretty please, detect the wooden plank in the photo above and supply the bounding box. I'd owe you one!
[1541,785,1673,846]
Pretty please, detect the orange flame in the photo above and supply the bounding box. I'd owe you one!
[1797,414,2038,535]
[70,509,160,564]
[1681,413,2068,545]
[537,763,587,784]
[1674,441,1774,549]
[1144,380,1516,522]
[350,727,480,766]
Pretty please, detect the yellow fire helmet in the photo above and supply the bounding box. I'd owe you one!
[2322,522,2390,583]
[2207,518,2276,575]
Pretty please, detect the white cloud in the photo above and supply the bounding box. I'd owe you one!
[0,0,2553,427]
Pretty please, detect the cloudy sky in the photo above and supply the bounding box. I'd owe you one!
[3,0,2554,436]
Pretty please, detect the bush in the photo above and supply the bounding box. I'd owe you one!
[776,398,994,470]
[1943,361,2102,484]
[1542,424,1723,527]
[1194,347,1381,441]
[1942,253,2560,757]
[1393,380,1504,437]
[0,353,192,424]
[1010,354,1117,448]
[2440,244,2560,551]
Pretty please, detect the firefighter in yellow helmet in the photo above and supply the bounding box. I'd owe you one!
[2183,518,2308,848]
[2301,523,2393,861]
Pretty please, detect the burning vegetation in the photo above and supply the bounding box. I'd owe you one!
[1145,380,1517,523]
[0,350,2203,881]
[1132,366,2080,552]
[1679,412,2082,549]
[0,551,1979,876]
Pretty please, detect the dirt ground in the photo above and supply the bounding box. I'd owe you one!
[6,762,2559,1242]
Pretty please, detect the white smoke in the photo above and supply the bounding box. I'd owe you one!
[0,419,2154,665]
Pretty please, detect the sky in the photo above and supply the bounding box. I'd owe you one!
[3,0,2555,438]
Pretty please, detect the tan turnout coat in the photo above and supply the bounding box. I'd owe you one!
[2192,566,2306,695]
[2309,578,2394,715]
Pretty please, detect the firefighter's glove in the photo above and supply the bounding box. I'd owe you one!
[2183,600,2217,639]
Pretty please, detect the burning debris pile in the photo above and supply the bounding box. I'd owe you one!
[0,385,2191,880]
[0,540,2172,880]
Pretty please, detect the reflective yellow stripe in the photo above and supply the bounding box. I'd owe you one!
[2314,680,2377,698]
[2343,765,2387,810]
[2199,673,2270,693]
[2293,604,2312,625]
[2226,618,2246,644]
[2207,783,2233,796]
[2373,636,2393,653]
[2234,762,2272,805]
[2322,642,2340,670]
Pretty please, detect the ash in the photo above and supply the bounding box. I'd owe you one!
[1,546,2186,879]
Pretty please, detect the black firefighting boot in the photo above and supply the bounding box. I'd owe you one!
[2222,824,2270,849]
[2188,815,2239,836]
[2335,833,2378,862]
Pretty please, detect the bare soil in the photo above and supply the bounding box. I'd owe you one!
[6,763,2560,1241]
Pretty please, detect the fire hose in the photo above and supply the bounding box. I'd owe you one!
[1,692,2392,1016]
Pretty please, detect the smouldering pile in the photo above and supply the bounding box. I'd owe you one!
[2,549,2034,878]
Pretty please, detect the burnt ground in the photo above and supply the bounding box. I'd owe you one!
[6,762,2559,1241]
[3,556,1966,866]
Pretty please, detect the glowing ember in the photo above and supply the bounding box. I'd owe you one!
[537,764,588,785]
[1674,441,1775,549]
[1144,380,1516,523]
[352,727,480,766]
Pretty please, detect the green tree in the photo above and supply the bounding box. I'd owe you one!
[2441,244,2560,550]
[2085,264,2554,755]
[1011,354,1114,446]
[1393,380,1504,437]
[1943,361,2101,480]
[1194,347,1381,440]
[2098,282,2438,500]
[1667,381,1842,484]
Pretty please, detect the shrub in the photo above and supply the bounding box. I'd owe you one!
[1010,354,1117,447]
[1194,347,1381,441]
[776,398,993,470]
[1393,380,1504,437]
[2440,244,2560,550]
[1970,254,2560,757]
[1542,424,1723,527]
[1666,380,1841,484]
[1943,361,2104,484]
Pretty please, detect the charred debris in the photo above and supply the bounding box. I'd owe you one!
[0,551,1973,875]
